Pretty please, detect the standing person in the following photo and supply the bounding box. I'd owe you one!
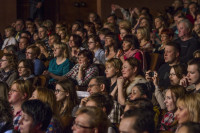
[29,0,44,20]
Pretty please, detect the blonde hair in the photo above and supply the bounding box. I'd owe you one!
[119,20,131,30]
[11,80,34,100]
[54,43,69,58]
[137,27,150,41]
[35,87,58,116]
[105,58,122,77]
[177,93,200,122]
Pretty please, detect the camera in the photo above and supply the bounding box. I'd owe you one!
[149,72,154,77]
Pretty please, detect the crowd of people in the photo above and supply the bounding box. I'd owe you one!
[1,0,200,133]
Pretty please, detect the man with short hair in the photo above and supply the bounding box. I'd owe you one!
[119,108,155,133]
[76,28,88,49]
[17,37,30,61]
[38,26,49,50]
[19,99,52,133]
[175,19,200,63]
[15,19,25,41]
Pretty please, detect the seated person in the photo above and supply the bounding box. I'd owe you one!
[72,106,109,133]
[43,43,73,84]
[26,45,45,76]
[0,53,18,86]
[17,37,30,61]
[19,99,52,133]
[18,59,34,81]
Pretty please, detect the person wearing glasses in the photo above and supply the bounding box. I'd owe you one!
[8,80,33,131]
[30,87,63,133]
[88,34,105,64]
[72,106,109,133]
[55,79,78,132]
[18,59,35,81]
[26,45,45,76]
[0,53,18,87]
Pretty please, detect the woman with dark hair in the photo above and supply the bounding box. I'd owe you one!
[0,53,18,86]
[68,34,84,63]
[105,32,120,61]
[18,59,34,81]
[64,49,99,88]
[55,79,78,132]
[120,35,146,70]
[88,34,105,64]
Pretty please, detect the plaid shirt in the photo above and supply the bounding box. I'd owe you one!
[0,70,13,82]
[64,64,99,86]
[108,100,123,124]
[160,111,176,132]
[13,110,22,131]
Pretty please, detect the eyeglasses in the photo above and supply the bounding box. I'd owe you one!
[0,59,7,62]
[54,89,66,94]
[73,121,94,129]
[169,73,176,77]
[18,66,26,69]
[88,41,95,44]
[25,52,33,55]
[88,84,99,88]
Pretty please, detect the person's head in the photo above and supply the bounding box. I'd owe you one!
[15,19,25,32]
[71,21,82,34]
[88,12,99,23]
[53,43,69,58]
[0,82,9,100]
[178,19,192,39]
[98,28,111,42]
[72,106,109,133]
[122,57,141,79]
[48,33,61,47]
[78,49,94,65]
[30,87,58,116]
[107,14,117,24]
[193,49,200,58]
[173,0,183,9]
[4,26,15,38]
[42,19,53,32]
[86,93,114,115]
[3,45,17,55]
[160,28,174,44]
[136,27,150,41]
[8,80,33,105]
[189,2,198,14]
[175,93,200,124]
[193,20,200,34]
[26,23,35,34]
[84,22,96,36]
[0,98,13,131]
[38,26,48,40]
[20,31,31,39]
[119,108,155,133]
[76,28,87,41]
[55,23,63,34]
[88,35,102,51]
[169,64,187,85]
[19,37,29,51]
[124,98,154,114]
[19,99,52,133]
[154,16,166,29]
[119,20,131,30]
[104,32,119,49]
[18,59,34,78]
[87,76,110,94]
[123,35,139,51]
[164,85,186,112]
[120,28,130,40]
[164,42,180,64]
[55,79,78,113]
[0,53,17,71]
[26,45,40,60]
[187,58,200,85]
[177,121,200,133]
[69,34,82,48]
[58,27,68,40]
[139,18,150,29]
[105,58,122,78]
[35,40,47,54]
[129,83,151,100]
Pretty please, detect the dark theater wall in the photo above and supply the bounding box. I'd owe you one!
[0,0,174,34]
